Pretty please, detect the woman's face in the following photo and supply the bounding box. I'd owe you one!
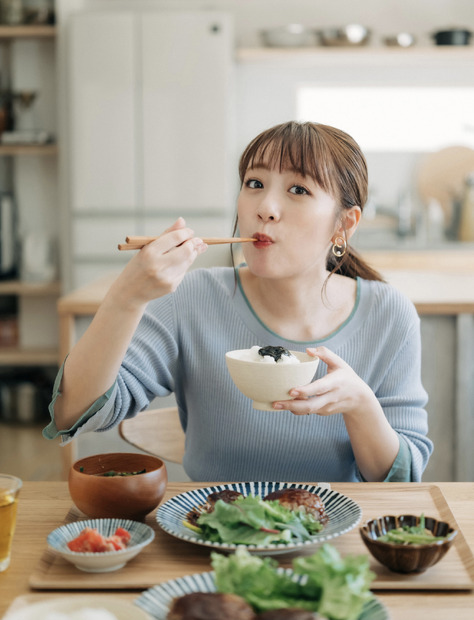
[237,164,339,281]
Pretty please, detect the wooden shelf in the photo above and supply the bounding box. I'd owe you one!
[0,280,60,296]
[236,46,474,67]
[0,24,58,370]
[0,143,57,156]
[0,281,61,367]
[0,25,55,39]
[0,347,58,366]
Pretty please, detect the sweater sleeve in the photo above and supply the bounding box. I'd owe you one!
[43,292,180,443]
[375,319,433,481]
[42,358,118,442]
[356,433,412,482]
[384,434,413,481]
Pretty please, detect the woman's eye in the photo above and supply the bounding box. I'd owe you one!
[246,179,263,189]
[289,185,309,195]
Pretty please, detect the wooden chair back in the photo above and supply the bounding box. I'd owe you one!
[118,406,185,464]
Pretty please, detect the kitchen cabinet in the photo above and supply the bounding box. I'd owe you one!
[69,13,136,212]
[141,13,232,212]
[67,10,233,288]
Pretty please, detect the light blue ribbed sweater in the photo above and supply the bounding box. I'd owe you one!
[46,267,433,482]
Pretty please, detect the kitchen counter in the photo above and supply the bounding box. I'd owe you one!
[362,248,474,272]
[362,249,474,314]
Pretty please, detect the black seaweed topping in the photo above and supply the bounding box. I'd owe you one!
[258,345,291,362]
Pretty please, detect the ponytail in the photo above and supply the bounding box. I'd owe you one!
[327,245,385,282]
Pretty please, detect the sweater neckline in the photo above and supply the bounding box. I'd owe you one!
[235,266,362,346]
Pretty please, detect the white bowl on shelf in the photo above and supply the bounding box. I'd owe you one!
[260,24,317,48]
[383,33,416,47]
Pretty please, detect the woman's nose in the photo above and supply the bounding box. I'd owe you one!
[257,194,280,222]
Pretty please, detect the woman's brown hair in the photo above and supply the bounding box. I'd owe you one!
[234,121,383,282]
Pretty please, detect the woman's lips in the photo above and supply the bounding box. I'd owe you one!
[253,233,274,248]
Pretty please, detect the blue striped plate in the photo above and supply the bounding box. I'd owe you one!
[135,570,388,620]
[156,482,361,555]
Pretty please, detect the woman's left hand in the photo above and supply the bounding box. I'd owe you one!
[273,346,376,417]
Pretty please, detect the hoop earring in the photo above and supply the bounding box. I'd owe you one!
[332,236,347,258]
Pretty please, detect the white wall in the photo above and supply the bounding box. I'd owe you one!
[58,0,474,47]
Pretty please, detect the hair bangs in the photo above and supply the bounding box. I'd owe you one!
[239,122,338,198]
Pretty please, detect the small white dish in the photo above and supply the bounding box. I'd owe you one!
[4,595,150,619]
[47,518,154,573]
[226,348,319,410]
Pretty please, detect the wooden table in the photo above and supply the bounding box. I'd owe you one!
[1,482,473,619]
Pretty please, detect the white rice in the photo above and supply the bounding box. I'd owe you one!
[236,346,300,364]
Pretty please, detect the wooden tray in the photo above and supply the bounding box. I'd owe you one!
[29,483,474,591]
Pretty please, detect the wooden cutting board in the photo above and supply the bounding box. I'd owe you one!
[29,484,474,591]
[416,145,474,224]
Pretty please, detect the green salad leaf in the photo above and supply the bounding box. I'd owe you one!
[293,545,375,620]
[212,545,375,620]
[378,514,448,545]
[195,495,323,546]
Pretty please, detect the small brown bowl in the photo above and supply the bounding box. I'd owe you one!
[360,514,457,573]
[69,453,168,520]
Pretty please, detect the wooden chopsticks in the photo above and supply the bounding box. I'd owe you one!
[118,236,257,251]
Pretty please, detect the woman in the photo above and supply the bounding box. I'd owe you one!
[44,121,432,482]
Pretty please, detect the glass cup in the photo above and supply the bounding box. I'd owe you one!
[0,474,22,572]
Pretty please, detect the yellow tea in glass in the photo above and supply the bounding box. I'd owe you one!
[0,474,22,571]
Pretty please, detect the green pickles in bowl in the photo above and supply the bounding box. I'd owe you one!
[360,513,457,573]
[377,514,449,545]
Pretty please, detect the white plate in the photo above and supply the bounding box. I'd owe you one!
[135,571,388,620]
[156,482,361,555]
[47,518,155,572]
[4,595,150,620]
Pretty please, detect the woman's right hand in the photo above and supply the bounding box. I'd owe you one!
[52,218,207,429]
[108,217,207,311]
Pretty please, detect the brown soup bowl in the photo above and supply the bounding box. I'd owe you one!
[360,514,457,573]
[69,453,168,520]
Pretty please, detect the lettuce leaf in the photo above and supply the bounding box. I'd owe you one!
[293,545,375,620]
[212,544,375,620]
[212,548,312,612]
[196,495,322,545]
